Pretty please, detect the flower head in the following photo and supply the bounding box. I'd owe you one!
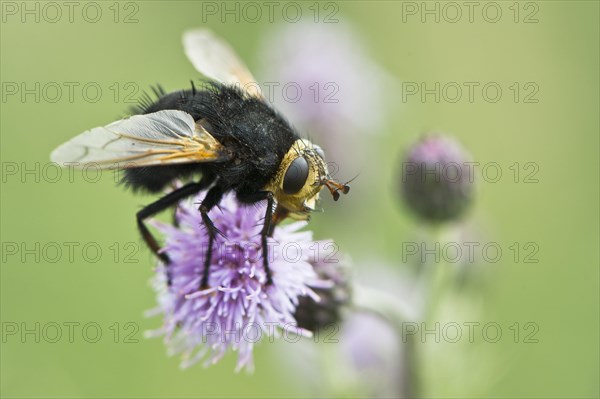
[294,254,352,333]
[147,191,336,371]
[400,134,475,223]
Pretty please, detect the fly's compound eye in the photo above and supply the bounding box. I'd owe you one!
[283,156,309,194]
[313,145,325,160]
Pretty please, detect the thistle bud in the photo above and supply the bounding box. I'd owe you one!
[294,258,351,333]
[400,134,474,222]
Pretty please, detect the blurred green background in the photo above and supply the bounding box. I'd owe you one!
[1,1,598,398]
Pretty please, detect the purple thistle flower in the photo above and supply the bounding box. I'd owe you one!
[258,21,395,166]
[146,191,336,372]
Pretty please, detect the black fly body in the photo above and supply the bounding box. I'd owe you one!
[51,29,350,288]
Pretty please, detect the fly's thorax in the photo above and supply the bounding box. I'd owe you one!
[264,139,328,216]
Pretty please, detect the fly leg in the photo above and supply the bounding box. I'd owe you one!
[268,205,289,237]
[137,182,206,285]
[198,185,225,289]
[237,191,275,285]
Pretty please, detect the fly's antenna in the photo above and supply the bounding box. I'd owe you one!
[321,173,358,201]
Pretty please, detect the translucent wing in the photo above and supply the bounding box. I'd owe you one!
[183,28,262,98]
[50,110,230,169]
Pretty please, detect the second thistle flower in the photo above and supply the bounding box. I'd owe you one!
[400,134,475,223]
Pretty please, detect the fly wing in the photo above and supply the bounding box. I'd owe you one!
[50,110,230,169]
[183,28,263,98]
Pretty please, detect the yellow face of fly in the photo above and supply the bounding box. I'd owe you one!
[264,139,349,220]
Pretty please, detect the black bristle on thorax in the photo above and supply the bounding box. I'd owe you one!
[122,81,299,196]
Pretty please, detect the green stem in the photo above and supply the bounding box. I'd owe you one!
[349,226,461,398]
[422,226,460,320]
[416,225,460,397]
[404,332,420,398]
